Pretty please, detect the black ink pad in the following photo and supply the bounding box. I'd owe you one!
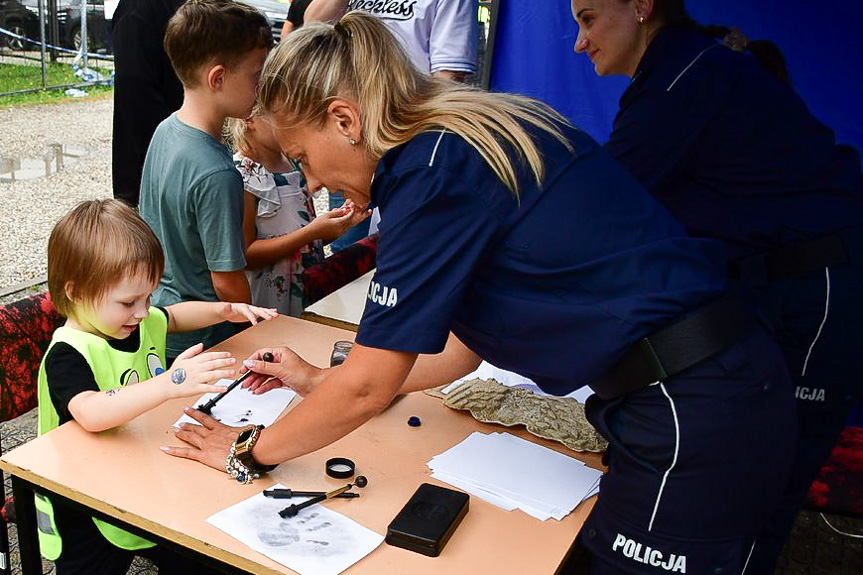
[385,483,469,557]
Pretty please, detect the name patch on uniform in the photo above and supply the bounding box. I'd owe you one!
[367,280,398,308]
[348,0,415,20]
[612,533,687,573]
[795,386,826,402]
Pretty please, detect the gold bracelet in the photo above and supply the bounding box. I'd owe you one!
[225,424,277,484]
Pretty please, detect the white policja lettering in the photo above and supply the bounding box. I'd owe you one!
[612,533,687,573]
[795,386,826,401]
[367,280,399,308]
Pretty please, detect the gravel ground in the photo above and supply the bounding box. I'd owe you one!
[0,96,113,293]
[0,95,329,301]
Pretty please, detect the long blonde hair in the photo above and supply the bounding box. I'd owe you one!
[258,11,571,196]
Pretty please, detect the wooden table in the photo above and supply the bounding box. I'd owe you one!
[0,316,601,574]
[301,270,373,331]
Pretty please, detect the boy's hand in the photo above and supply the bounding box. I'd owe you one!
[165,343,234,399]
[218,303,278,324]
[306,200,372,243]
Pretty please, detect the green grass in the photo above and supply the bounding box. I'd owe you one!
[0,60,113,107]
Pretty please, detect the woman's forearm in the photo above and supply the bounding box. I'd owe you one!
[304,0,348,23]
[399,332,481,394]
[252,346,416,465]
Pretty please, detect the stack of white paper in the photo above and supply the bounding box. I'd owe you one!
[441,361,594,404]
[428,432,602,521]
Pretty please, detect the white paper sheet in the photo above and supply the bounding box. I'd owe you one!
[428,432,602,521]
[174,380,296,428]
[441,361,594,404]
[207,484,383,575]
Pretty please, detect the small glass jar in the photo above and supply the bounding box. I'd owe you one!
[330,340,354,367]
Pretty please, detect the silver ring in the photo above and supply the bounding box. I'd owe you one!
[171,368,186,385]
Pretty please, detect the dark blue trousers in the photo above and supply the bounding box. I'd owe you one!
[580,327,796,574]
[745,228,863,574]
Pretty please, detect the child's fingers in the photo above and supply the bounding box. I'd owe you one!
[191,351,234,364]
[175,342,205,361]
[237,307,259,324]
[329,210,356,223]
[258,307,278,319]
[194,358,237,377]
[196,369,237,385]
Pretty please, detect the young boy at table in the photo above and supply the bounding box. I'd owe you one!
[138,0,274,364]
[36,199,276,575]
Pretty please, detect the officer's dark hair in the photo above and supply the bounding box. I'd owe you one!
[646,0,695,29]
[700,25,790,84]
[648,2,791,84]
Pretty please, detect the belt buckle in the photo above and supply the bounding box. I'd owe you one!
[637,337,668,382]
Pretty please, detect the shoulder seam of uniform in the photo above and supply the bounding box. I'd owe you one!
[428,129,448,167]
[667,44,718,92]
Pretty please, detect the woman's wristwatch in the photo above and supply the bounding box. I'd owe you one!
[225,424,278,484]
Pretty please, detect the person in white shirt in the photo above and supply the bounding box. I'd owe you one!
[303,0,478,82]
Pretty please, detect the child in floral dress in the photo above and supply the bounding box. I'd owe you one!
[226,115,367,316]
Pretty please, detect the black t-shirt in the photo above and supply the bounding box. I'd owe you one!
[111,0,185,206]
[287,0,312,27]
[45,307,169,425]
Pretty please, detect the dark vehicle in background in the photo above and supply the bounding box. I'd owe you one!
[20,0,107,50]
[0,0,40,50]
[58,0,107,50]
[241,0,287,42]
[12,0,285,53]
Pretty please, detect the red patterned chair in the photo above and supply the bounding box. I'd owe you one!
[301,234,378,305]
[0,291,64,570]
[805,423,863,517]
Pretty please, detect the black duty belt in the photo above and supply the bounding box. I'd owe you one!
[734,226,862,284]
[589,290,748,400]
[765,233,848,281]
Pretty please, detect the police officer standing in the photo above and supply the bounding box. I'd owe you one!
[572,0,863,572]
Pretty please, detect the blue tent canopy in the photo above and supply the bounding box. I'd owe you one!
[489,1,863,155]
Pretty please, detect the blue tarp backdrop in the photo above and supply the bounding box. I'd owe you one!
[489,1,863,155]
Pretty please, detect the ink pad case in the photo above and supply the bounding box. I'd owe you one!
[385,483,469,557]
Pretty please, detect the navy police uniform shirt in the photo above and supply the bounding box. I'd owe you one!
[355,122,727,395]
[606,27,863,260]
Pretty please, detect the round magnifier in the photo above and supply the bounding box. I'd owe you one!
[325,457,356,479]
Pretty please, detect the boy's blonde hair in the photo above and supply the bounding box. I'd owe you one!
[48,199,165,318]
[259,12,571,196]
[165,0,273,88]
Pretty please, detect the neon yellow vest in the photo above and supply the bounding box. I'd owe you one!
[35,307,168,560]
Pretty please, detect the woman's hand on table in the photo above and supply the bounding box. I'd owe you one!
[162,408,243,471]
[239,346,325,397]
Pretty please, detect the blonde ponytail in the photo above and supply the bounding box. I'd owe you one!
[259,12,572,196]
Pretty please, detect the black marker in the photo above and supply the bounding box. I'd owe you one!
[197,352,274,415]
[279,483,354,518]
[263,488,359,499]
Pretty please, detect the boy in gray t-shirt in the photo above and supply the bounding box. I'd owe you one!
[139,0,273,359]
